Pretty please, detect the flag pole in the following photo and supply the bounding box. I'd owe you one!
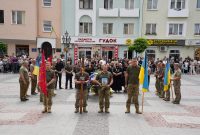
[142,92,145,113]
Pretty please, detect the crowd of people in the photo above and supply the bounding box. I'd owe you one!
[1,53,198,113]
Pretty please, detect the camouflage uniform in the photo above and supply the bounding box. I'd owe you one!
[173,69,181,103]
[158,67,164,98]
[74,71,89,112]
[125,65,141,113]
[19,66,30,101]
[96,71,113,113]
[30,64,37,95]
[43,69,55,113]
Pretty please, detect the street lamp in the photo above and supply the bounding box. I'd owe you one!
[62,30,71,62]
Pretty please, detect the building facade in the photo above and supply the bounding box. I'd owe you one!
[62,0,142,63]
[142,0,200,60]
[0,0,61,58]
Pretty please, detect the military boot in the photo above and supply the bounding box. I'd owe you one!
[98,108,103,113]
[83,107,88,113]
[47,106,52,113]
[42,107,47,113]
[125,107,130,113]
[105,108,110,113]
[135,107,142,114]
[74,108,79,113]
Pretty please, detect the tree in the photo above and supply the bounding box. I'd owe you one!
[0,41,7,55]
[128,38,149,57]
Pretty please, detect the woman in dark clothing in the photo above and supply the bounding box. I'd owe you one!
[112,63,123,93]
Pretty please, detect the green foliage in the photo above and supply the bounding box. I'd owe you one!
[128,38,149,54]
[0,41,7,54]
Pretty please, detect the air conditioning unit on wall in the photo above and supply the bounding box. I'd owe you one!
[159,46,168,52]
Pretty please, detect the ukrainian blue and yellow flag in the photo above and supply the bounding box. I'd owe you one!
[139,52,149,92]
[164,62,171,91]
[32,55,41,76]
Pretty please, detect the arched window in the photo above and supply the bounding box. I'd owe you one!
[79,15,92,35]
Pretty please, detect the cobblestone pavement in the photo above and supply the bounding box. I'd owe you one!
[0,73,200,135]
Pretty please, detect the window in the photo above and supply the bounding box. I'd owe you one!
[146,24,157,35]
[43,0,51,7]
[0,10,4,23]
[146,50,156,60]
[124,23,134,35]
[197,0,200,8]
[12,11,25,24]
[104,0,113,9]
[125,0,134,9]
[79,22,92,34]
[103,23,113,34]
[43,21,52,32]
[169,50,180,59]
[169,24,183,35]
[170,0,185,10]
[195,24,200,35]
[147,0,158,10]
[79,0,93,9]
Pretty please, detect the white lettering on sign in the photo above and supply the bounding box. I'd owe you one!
[99,39,117,44]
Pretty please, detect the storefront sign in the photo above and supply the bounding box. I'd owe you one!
[70,37,134,45]
[186,39,200,46]
[99,38,117,44]
[114,46,118,58]
[147,39,185,46]
[74,38,95,43]
[74,46,78,64]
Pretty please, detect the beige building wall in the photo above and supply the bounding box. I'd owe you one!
[142,0,200,59]
[0,0,37,40]
[38,0,61,49]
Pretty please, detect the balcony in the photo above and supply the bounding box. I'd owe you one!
[119,8,139,18]
[99,8,118,17]
[168,8,189,17]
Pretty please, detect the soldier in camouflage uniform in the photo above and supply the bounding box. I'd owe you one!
[42,62,56,113]
[19,61,30,101]
[74,67,89,113]
[95,65,113,113]
[30,59,38,95]
[125,58,142,114]
[157,62,165,98]
[171,63,182,104]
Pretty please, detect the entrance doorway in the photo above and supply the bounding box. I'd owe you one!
[16,45,29,57]
[41,42,52,59]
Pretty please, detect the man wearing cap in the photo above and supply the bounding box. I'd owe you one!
[55,58,64,89]
[171,63,182,104]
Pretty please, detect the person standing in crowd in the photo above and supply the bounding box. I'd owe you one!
[55,58,64,89]
[158,63,165,98]
[112,63,123,93]
[42,62,56,113]
[74,67,89,113]
[125,58,142,114]
[19,61,30,101]
[65,60,73,89]
[95,65,113,113]
[171,63,182,104]
[30,59,37,95]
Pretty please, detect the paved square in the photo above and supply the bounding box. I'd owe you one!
[0,74,200,135]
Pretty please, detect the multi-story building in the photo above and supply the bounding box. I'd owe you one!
[0,0,61,58]
[142,0,200,60]
[62,0,142,63]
